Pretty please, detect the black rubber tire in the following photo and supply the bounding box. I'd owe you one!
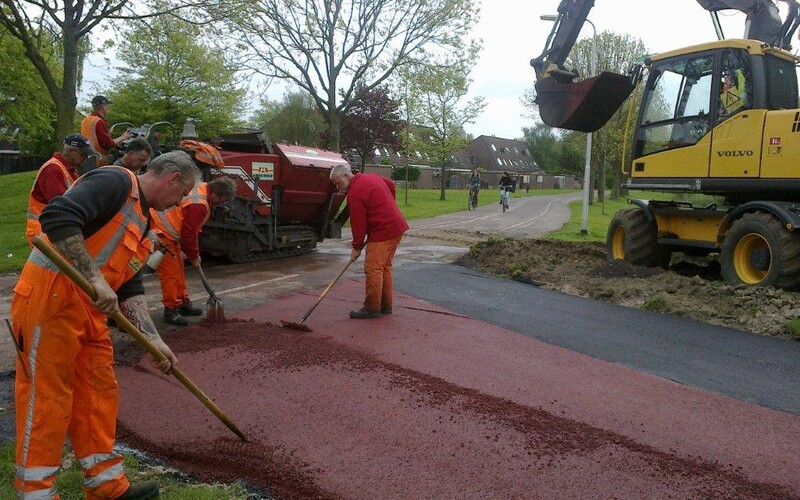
[605,208,671,268]
[720,211,800,289]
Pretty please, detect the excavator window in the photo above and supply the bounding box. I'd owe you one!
[718,49,753,121]
[636,54,714,156]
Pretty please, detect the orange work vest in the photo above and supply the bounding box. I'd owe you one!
[25,156,78,247]
[150,182,209,243]
[27,167,152,290]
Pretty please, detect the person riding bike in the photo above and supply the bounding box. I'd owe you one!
[498,171,514,210]
[468,171,481,209]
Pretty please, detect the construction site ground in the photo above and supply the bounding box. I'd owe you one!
[1,191,799,498]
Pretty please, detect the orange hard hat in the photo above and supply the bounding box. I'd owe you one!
[179,139,224,168]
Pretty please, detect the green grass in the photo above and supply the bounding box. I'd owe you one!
[0,171,35,273]
[0,441,253,499]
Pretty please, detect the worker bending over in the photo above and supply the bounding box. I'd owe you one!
[151,175,235,325]
[10,151,200,500]
[25,134,95,247]
[329,165,409,319]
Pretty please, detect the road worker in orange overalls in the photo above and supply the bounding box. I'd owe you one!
[10,150,200,500]
[151,144,235,325]
[25,134,95,247]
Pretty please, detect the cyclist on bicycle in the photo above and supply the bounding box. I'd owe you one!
[468,171,481,209]
[498,171,513,210]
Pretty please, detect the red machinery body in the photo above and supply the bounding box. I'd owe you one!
[199,132,348,262]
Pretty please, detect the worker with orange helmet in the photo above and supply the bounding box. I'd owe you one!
[150,140,236,326]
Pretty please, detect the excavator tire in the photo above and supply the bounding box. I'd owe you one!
[720,212,800,289]
[606,208,671,268]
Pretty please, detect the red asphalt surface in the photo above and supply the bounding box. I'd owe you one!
[116,280,800,499]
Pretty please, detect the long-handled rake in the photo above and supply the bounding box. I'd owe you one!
[197,263,225,322]
[281,257,355,332]
[32,236,246,441]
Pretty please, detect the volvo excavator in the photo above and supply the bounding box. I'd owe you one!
[532,0,800,289]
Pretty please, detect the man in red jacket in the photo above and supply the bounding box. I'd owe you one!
[330,165,409,319]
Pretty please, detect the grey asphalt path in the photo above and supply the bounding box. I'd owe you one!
[394,262,800,416]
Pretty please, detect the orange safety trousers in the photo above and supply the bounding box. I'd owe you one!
[11,265,130,499]
[363,235,403,312]
[155,236,188,309]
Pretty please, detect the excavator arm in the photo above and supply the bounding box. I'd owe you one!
[531,0,800,133]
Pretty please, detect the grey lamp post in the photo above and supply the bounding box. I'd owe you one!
[540,15,596,235]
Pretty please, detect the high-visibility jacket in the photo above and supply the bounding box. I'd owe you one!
[150,182,210,243]
[80,114,111,166]
[11,167,151,499]
[25,156,78,247]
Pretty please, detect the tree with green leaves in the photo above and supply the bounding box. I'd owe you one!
[522,123,560,174]
[0,29,57,154]
[0,1,222,148]
[339,84,403,171]
[104,9,246,140]
[390,165,420,183]
[401,58,485,201]
[249,91,324,147]
[226,0,480,152]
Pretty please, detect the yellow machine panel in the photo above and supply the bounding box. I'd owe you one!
[760,109,800,178]
[630,140,710,178]
[655,213,724,244]
[708,110,764,178]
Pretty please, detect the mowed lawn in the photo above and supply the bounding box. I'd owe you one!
[0,169,578,274]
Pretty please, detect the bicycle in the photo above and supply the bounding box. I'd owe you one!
[499,186,511,213]
[468,188,479,210]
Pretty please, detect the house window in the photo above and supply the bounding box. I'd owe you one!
[496,158,502,166]
[374,148,382,157]
[490,144,497,151]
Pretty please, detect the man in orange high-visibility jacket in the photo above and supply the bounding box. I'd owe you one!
[80,95,131,167]
[151,176,236,326]
[10,151,199,500]
[25,134,96,247]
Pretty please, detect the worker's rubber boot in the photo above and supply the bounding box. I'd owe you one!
[349,308,381,319]
[179,299,203,316]
[380,307,392,315]
[163,307,189,326]
[116,480,159,499]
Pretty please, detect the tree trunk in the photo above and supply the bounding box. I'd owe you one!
[598,162,606,203]
[326,112,342,152]
[612,160,621,199]
[439,165,446,201]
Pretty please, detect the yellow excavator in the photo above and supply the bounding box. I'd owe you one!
[532,0,800,289]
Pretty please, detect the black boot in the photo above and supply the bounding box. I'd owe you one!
[117,480,159,499]
[163,307,189,326]
[179,299,203,316]
[349,308,381,319]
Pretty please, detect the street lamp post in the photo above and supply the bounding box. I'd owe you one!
[539,15,597,235]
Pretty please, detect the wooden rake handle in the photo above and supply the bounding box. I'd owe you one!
[32,236,246,441]
[301,257,355,324]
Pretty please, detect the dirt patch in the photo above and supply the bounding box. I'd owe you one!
[454,237,800,339]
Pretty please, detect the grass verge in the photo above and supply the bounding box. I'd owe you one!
[0,171,35,273]
[0,441,258,499]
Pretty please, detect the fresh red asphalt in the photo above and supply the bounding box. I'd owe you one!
[116,279,800,499]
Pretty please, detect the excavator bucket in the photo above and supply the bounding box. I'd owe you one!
[535,71,635,133]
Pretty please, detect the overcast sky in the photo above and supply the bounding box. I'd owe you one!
[81,1,768,140]
[464,0,760,140]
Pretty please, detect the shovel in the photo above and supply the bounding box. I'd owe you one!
[197,263,225,322]
[32,236,246,441]
[281,257,355,332]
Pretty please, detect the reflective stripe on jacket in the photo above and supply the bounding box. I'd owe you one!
[150,182,209,243]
